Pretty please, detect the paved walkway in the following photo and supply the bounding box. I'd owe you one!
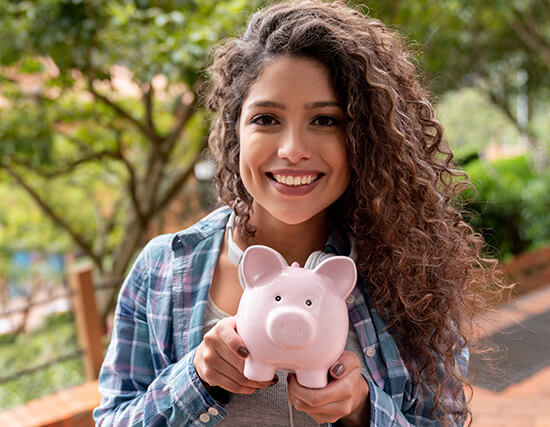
[470,285,550,426]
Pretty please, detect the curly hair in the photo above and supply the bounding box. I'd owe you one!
[206,1,501,424]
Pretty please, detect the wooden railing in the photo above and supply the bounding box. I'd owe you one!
[69,266,104,382]
[0,265,120,426]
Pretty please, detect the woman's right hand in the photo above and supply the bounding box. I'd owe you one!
[193,316,277,394]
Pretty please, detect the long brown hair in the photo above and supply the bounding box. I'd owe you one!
[206,1,501,424]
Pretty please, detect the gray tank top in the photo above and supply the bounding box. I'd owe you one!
[202,294,371,426]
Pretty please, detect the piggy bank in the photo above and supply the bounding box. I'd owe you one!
[236,245,357,388]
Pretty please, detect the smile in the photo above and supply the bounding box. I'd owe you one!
[266,171,324,196]
[272,174,320,186]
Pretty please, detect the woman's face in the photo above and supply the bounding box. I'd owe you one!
[238,55,350,226]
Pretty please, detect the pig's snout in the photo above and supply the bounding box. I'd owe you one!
[266,307,316,349]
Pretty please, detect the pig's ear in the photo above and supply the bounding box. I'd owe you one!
[314,256,357,299]
[239,245,287,289]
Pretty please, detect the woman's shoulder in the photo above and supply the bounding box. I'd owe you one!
[128,206,231,288]
[143,206,231,257]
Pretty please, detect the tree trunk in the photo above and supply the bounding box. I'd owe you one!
[101,213,147,325]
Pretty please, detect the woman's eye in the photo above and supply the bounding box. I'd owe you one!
[311,115,340,127]
[250,114,279,126]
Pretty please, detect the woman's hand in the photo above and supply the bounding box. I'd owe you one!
[287,351,370,425]
[193,316,277,394]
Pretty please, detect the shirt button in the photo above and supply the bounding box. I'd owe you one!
[346,294,355,304]
[366,346,376,358]
[199,413,210,423]
[208,407,219,416]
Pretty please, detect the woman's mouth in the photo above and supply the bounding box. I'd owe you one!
[266,171,324,196]
[269,173,322,186]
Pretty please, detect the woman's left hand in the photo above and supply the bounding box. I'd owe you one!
[287,351,370,425]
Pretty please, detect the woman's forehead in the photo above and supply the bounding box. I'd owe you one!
[241,56,340,108]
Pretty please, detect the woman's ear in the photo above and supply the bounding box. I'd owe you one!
[314,256,357,299]
[239,245,288,289]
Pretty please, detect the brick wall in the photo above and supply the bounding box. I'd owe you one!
[503,245,550,297]
[0,381,100,427]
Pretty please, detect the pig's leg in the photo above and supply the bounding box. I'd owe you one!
[243,357,276,382]
[295,369,328,389]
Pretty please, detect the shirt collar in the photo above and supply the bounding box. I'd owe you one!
[323,224,353,258]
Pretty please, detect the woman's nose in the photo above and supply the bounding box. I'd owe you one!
[277,128,311,163]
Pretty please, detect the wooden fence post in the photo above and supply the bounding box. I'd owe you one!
[69,265,104,381]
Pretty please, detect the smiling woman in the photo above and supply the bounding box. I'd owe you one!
[238,56,349,228]
[94,1,502,426]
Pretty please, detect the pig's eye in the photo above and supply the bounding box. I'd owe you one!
[275,295,282,302]
[305,299,312,306]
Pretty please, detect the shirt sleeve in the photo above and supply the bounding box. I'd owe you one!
[367,345,469,426]
[93,243,228,426]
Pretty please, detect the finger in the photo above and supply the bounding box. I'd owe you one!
[216,317,250,360]
[291,398,351,425]
[287,367,359,407]
[288,373,355,424]
[196,344,278,392]
[329,350,361,380]
[203,318,247,372]
[202,324,276,389]
[211,350,277,389]
[208,367,262,395]
[213,318,280,388]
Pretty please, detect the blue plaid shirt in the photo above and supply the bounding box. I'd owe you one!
[94,206,468,426]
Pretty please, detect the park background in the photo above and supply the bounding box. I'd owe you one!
[0,0,549,425]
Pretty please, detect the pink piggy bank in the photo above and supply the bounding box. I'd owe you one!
[236,245,357,388]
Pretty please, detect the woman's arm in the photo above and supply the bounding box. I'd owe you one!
[93,241,226,426]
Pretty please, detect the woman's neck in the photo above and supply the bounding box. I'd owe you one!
[234,207,331,267]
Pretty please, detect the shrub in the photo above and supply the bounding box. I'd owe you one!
[460,155,550,260]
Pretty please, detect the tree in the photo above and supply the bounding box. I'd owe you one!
[351,0,550,165]
[0,0,259,320]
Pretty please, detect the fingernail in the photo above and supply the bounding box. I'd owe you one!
[331,363,344,377]
[237,347,249,357]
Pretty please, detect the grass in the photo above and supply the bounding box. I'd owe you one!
[0,312,85,410]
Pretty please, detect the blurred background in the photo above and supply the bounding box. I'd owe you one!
[0,0,549,425]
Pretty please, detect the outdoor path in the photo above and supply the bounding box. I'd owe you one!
[469,284,550,426]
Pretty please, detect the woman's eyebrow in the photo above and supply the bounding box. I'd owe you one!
[248,100,342,110]
[248,100,285,109]
[304,101,342,110]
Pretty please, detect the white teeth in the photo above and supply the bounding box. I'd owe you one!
[273,174,318,186]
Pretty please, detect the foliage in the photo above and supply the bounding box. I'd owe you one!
[1,0,549,319]
[356,0,550,152]
[0,0,260,318]
[461,155,550,260]
[357,0,550,256]
[0,312,83,409]
[436,87,521,156]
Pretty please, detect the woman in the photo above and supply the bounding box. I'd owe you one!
[94,1,499,425]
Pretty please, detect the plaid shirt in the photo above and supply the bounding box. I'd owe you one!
[94,206,468,426]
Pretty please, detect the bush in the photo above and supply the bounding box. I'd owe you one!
[461,155,550,260]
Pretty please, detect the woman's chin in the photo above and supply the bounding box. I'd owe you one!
[268,208,327,227]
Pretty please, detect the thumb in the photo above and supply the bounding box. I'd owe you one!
[218,316,249,359]
[330,361,345,378]
[330,350,359,379]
